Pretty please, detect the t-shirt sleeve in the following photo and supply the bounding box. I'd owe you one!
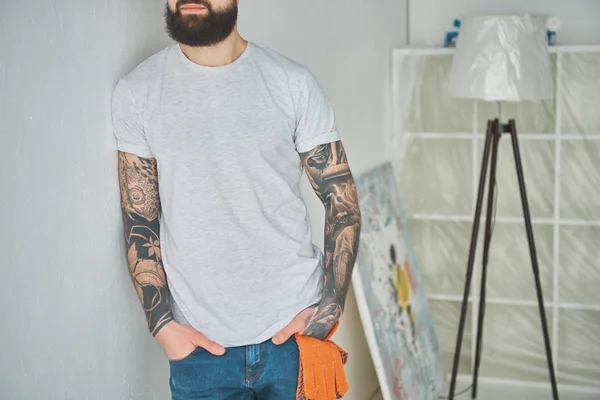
[111,78,154,158]
[293,71,341,154]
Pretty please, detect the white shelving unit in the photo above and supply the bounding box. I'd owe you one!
[390,45,600,396]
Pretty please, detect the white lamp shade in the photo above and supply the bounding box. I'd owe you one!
[448,14,553,102]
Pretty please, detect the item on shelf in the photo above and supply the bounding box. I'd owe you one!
[546,15,562,45]
[446,13,558,400]
[443,19,461,48]
[352,163,446,400]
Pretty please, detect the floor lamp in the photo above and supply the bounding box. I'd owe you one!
[445,14,560,400]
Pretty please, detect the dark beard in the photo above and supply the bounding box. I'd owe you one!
[165,0,238,47]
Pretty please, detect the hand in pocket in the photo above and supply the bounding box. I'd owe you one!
[155,321,226,360]
[272,301,342,344]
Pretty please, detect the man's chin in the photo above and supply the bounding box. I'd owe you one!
[177,15,209,26]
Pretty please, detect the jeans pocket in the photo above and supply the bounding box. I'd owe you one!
[168,346,203,364]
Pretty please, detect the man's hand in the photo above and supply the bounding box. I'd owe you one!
[272,300,343,344]
[156,321,226,359]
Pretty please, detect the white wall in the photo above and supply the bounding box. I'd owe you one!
[0,0,405,399]
[0,1,172,399]
[4,0,597,396]
[409,0,600,46]
[239,1,406,399]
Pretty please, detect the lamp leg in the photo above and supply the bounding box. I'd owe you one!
[471,120,501,399]
[508,120,560,400]
[448,120,494,400]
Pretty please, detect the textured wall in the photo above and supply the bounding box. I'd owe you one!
[409,0,600,46]
[0,0,406,399]
[0,1,172,399]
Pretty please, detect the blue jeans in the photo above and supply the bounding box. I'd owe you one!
[169,336,299,400]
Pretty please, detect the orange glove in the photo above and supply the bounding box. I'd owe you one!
[295,322,349,400]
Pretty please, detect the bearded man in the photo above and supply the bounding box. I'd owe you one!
[111,1,362,398]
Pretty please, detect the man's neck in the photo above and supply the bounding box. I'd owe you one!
[179,31,248,68]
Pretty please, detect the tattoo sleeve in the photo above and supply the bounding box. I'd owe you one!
[118,152,173,336]
[300,141,362,339]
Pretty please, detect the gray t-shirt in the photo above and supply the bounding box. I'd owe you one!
[111,42,340,347]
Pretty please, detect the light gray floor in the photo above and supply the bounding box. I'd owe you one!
[371,382,599,400]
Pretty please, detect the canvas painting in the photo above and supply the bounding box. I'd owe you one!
[352,163,446,400]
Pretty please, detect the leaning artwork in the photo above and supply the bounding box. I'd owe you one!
[352,162,446,399]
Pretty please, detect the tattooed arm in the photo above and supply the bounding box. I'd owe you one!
[119,152,173,336]
[118,152,225,357]
[300,141,362,340]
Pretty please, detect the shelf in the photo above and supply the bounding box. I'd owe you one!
[405,133,600,140]
[427,294,600,312]
[393,47,600,392]
[392,44,600,57]
[407,213,600,227]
